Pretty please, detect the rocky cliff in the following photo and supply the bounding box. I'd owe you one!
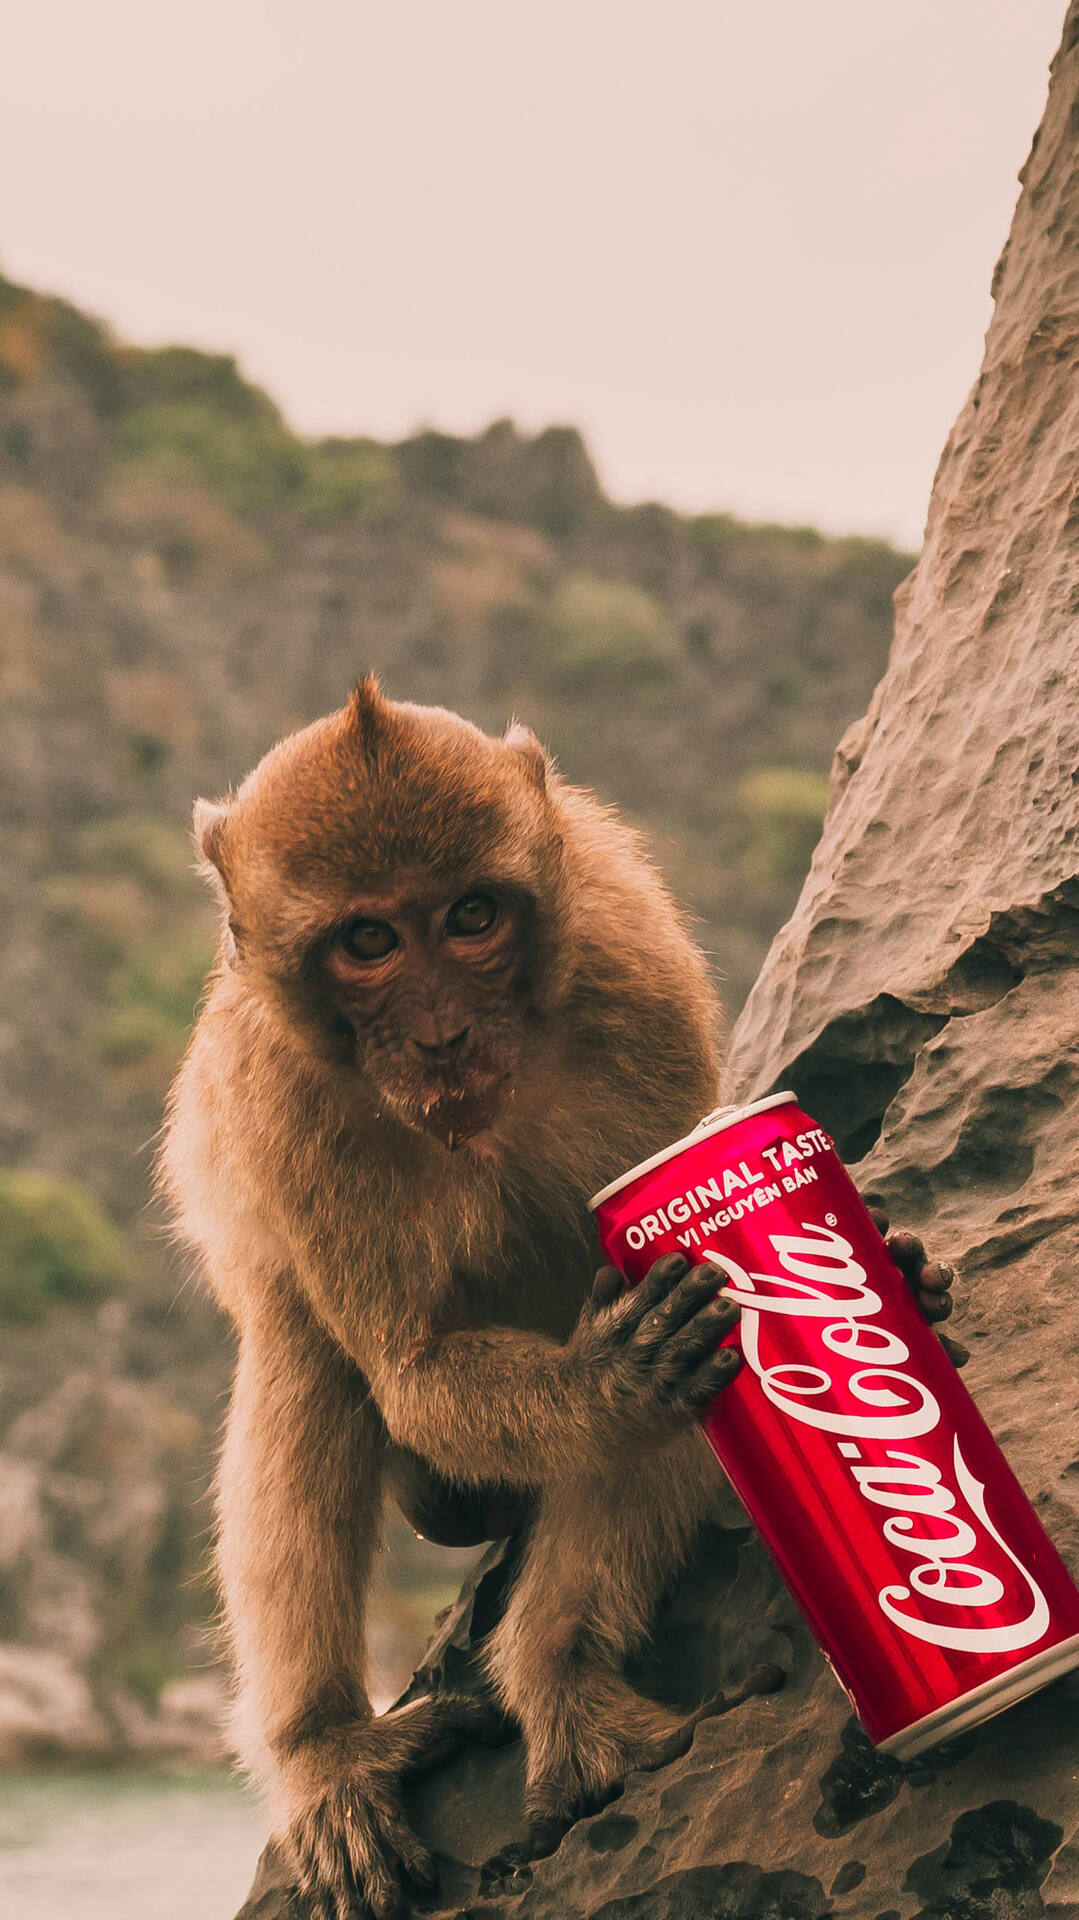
[236,9,1079,1916]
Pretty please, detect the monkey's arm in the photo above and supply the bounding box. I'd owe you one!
[221,1280,494,1914]
[218,1283,379,1777]
[303,1253,740,1489]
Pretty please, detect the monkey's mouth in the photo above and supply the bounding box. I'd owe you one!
[402,1068,509,1151]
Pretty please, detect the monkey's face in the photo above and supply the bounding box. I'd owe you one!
[194,681,567,1151]
[318,877,535,1149]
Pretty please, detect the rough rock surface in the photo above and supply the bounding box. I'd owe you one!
[0,1313,228,1766]
[236,11,1079,1916]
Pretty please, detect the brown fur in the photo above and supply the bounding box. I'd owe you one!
[160,682,725,1912]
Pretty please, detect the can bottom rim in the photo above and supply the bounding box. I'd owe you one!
[875,1632,1079,1760]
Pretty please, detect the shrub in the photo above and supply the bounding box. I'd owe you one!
[0,276,123,413]
[395,429,467,501]
[0,1171,132,1322]
[77,816,197,899]
[300,437,402,524]
[93,1002,188,1070]
[93,931,214,1070]
[460,421,602,536]
[116,1643,183,1710]
[119,344,275,421]
[41,875,144,969]
[114,399,306,516]
[543,574,678,690]
[738,765,830,885]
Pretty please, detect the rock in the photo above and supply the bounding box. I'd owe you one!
[235,9,1079,1914]
[0,1367,220,1765]
[0,1644,108,1765]
[110,1674,230,1766]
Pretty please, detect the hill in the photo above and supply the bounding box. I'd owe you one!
[0,268,913,1758]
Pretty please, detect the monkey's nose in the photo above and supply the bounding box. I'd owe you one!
[412,1025,471,1062]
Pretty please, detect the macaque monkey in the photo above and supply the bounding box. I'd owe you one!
[161,681,957,1919]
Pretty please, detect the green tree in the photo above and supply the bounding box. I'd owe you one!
[543,574,678,689]
[0,1172,132,1322]
[738,766,830,886]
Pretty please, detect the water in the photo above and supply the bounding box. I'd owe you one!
[0,1769,268,1920]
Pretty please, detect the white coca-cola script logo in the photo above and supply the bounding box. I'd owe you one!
[704,1222,1050,1654]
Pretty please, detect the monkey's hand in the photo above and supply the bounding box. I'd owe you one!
[282,1692,496,1920]
[860,1195,969,1369]
[567,1252,740,1447]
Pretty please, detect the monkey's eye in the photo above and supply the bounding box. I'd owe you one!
[445,893,498,937]
[338,918,398,962]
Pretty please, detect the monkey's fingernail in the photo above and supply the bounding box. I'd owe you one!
[889,1229,925,1262]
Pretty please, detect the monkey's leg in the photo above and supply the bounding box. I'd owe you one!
[486,1424,721,1853]
[221,1284,487,1920]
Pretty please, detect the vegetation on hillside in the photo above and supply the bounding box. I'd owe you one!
[0,267,913,1730]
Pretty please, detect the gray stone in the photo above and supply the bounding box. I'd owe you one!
[236,7,1079,1913]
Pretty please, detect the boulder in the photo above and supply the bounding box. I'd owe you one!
[0,1363,221,1765]
[236,8,1079,1914]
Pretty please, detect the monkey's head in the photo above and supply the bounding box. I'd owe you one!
[194,678,568,1150]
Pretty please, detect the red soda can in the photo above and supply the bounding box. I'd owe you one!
[589,1092,1079,1758]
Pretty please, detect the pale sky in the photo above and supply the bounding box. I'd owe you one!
[0,2,1065,547]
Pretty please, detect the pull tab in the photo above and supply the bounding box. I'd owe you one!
[694,1103,740,1132]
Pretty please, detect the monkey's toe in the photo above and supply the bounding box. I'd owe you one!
[524,1811,576,1859]
[289,1778,434,1920]
[394,1688,505,1777]
[479,1839,534,1896]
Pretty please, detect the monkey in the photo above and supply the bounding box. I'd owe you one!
[160,680,958,1920]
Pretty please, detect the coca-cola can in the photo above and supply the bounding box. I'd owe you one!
[589,1092,1079,1758]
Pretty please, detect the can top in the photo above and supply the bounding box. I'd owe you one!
[587,1090,798,1212]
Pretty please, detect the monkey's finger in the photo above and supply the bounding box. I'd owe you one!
[938,1331,970,1368]
[670,1296,741,1363]
[920,1290,953,1323]
[612,1253,689,1342]
[355,1850,406,1920]
[860,1193,890,1237]
[337,1819,403,1920]
[886,1228,927,1280]
[294,1822,341,1906]
[379,1811,438,1894]
[634,1716,698,1772]
[634,1264,721,1352]
[652,1301,741,1387]
[297,1855,355,1920]
[630,1251,690,1316]
[525,1812,574,1860]
[679,1347,742,1408]
[588,1265,626,1317]
[918,1259,955,1295]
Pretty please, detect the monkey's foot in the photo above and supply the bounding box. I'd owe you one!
[290,1775,436,1920]
[284,1692,497,1919]
[522,1663,785,1860]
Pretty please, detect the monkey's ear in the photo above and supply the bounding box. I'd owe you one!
[345,673,394,765]
[193,798,231,890]
[503,721,549,795]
